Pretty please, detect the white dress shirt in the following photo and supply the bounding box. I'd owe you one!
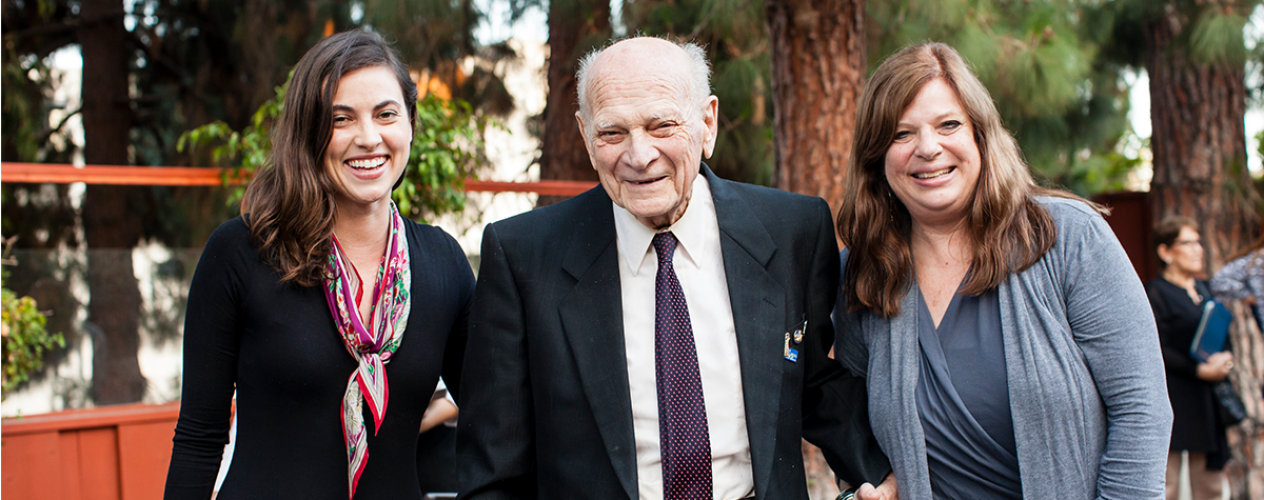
[613,175,754,500]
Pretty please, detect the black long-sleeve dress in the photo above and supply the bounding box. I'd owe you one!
[164,217,474,499]
[1145,278,1227,467]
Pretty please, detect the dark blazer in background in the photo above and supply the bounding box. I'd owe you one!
[1146,278,1227,464]
[456,167,889,500]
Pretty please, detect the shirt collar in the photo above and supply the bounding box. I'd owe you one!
[613,174,717,277]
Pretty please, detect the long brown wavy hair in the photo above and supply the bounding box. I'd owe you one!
[837,42,1097,318]
[241,30,418,287]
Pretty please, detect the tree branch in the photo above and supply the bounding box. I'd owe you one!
[36,106,82,146]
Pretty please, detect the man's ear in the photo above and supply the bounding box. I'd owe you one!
[575,111,588,144]
[702,96,719,159]
[576,111,600,172]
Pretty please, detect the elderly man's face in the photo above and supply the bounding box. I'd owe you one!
[576,40,718,229]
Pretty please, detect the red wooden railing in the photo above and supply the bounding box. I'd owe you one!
[0,162,597,196]
[1,402,183,500]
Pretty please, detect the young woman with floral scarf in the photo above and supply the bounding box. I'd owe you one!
[165,30,474,500]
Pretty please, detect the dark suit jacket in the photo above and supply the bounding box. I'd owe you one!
[457,167,889,500]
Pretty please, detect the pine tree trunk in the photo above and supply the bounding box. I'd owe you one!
[766,2,865,496]
[1144,8,1260,268]
[537,0,609,207]
[766,0,866,236]
[1225,301,1264,499]
[80,0,147,405]
[1144,6,1263,498]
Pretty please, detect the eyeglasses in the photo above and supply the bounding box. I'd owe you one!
[1172,239,1202,247]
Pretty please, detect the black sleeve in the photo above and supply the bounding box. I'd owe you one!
[439,228,475,405]
[1146,281,1200,378]
[798,200,892,487]
[164,221,247,500]
[456,223,537,499]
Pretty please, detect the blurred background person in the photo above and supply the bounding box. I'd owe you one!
[164,30,473,500]
[1148,216,1232,500]
[834,42,1171,499]
[1212,222,1264,330]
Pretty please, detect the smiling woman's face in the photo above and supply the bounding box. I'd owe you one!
[323,65,412,213]
[884,78,982,228]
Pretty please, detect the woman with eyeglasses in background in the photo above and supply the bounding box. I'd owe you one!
[1145,215,1232,500]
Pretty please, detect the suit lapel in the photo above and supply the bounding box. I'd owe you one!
[558,188,639,500]
[708,168,784,500]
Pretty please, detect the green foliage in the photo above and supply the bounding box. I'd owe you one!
[179,78,491,221]
[1190,10,1249,65]
[1113,0,1259,67]
[1,240,64,399]
[398,95,489,219]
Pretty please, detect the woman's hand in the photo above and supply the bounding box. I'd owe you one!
[1196,352,1234,382]
[419,398,458,434]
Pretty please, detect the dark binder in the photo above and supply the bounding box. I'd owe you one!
[1190,300,1233,362]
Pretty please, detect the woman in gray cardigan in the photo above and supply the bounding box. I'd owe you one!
[833,42,1172,499]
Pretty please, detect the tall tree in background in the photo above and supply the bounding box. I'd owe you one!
[79,0,147,404]
[538,0,610,206]
[762,2,865,495]
[1125,1,1263,495]
[766,0,865,225]
[1137,1,1261,267]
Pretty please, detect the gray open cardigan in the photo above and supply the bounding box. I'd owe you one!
[834,197,1172,499]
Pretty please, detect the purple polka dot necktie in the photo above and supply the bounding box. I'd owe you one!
[652,232,713,500]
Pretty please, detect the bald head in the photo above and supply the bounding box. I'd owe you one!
[576,37,712,123]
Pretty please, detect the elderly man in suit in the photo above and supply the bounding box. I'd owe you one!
[457,37,895,500]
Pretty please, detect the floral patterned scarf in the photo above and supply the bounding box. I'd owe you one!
[323,201,411,499]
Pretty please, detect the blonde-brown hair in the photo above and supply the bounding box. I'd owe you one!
[837,42,1095,318]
